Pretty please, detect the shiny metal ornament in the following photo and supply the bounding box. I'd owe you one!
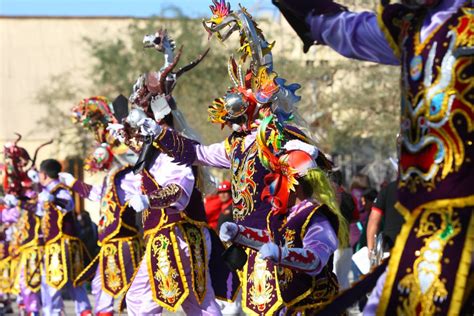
[224,92,248,118]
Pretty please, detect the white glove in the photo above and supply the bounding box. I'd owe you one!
[259,242,285,263]
[219,222,239,242]
[58,172,76,187]
[38,191,54,203]
[137,118,162,137]
[3,194,18,207]
[127,194,150,213]
[35,206,45,217]
[283,140,319,159]
[27,169,40,184]
[106,123,125,142]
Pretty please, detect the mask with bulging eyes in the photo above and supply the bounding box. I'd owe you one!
[85,143,114,172]
[93,146,109,164]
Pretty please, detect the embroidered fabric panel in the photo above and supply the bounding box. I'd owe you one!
[0,257,11,293]
[380,203,474,315]
[147,226,189,312]
[181,223,207,304]
[242,249,283,316]
[21,246,42,292]
[149,184,183,209]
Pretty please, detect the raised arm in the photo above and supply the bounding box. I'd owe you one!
[153,127,231,169]
[273,0,400,65]
[58,172,103,202]
[307,11,399,64]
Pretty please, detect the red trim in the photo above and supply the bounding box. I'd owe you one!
[371,206,384,215]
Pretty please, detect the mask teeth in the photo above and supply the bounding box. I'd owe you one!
[238,64,244,87]
[228,61,239,87]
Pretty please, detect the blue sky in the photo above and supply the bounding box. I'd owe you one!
[0,0,276,18]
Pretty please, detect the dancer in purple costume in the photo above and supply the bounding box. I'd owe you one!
[37,159,92,316]
[59,96,142,316]
[273,0,474,313]
[107,27,239,315]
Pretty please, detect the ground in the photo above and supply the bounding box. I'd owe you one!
[8,295,186,315]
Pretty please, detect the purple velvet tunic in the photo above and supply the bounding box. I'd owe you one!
[154,126,313,230]
[230,199,340,314]
[126,150,221,313]
[289,0,473,314]
[71,166,142,306]
[39,180,76,243]
[71,166,139,243]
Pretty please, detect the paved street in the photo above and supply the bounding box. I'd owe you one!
[9,295,186,315]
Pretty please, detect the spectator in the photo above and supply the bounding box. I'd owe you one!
[217,181,233,231]
[73,210,99,258]
[329,170,355,290]
[367,181,403,254]
[354,188,378,252]
[204,193,222,230]
[349,174,370,248]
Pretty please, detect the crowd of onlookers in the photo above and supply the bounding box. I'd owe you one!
[329,171,403,312]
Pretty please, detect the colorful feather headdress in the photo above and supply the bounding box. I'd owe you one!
[257,115,318,215]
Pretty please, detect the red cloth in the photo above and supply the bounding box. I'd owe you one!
[220,200,232,213]
[204,194,222,230]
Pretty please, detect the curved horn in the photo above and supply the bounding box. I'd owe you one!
[31,139,53,168]
[13,133,22,146]
[159,45,183,94]
[175,47,210,79]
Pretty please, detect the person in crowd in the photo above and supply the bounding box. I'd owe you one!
[37,159,92,316]
[329,170,355,290]
[60,96,142,316]
[354,188,378,252]
[366,180,402,253]
[2,137,47,316]
[348,174,370,249]
[216,180,233,231]
[204,193,222,231]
